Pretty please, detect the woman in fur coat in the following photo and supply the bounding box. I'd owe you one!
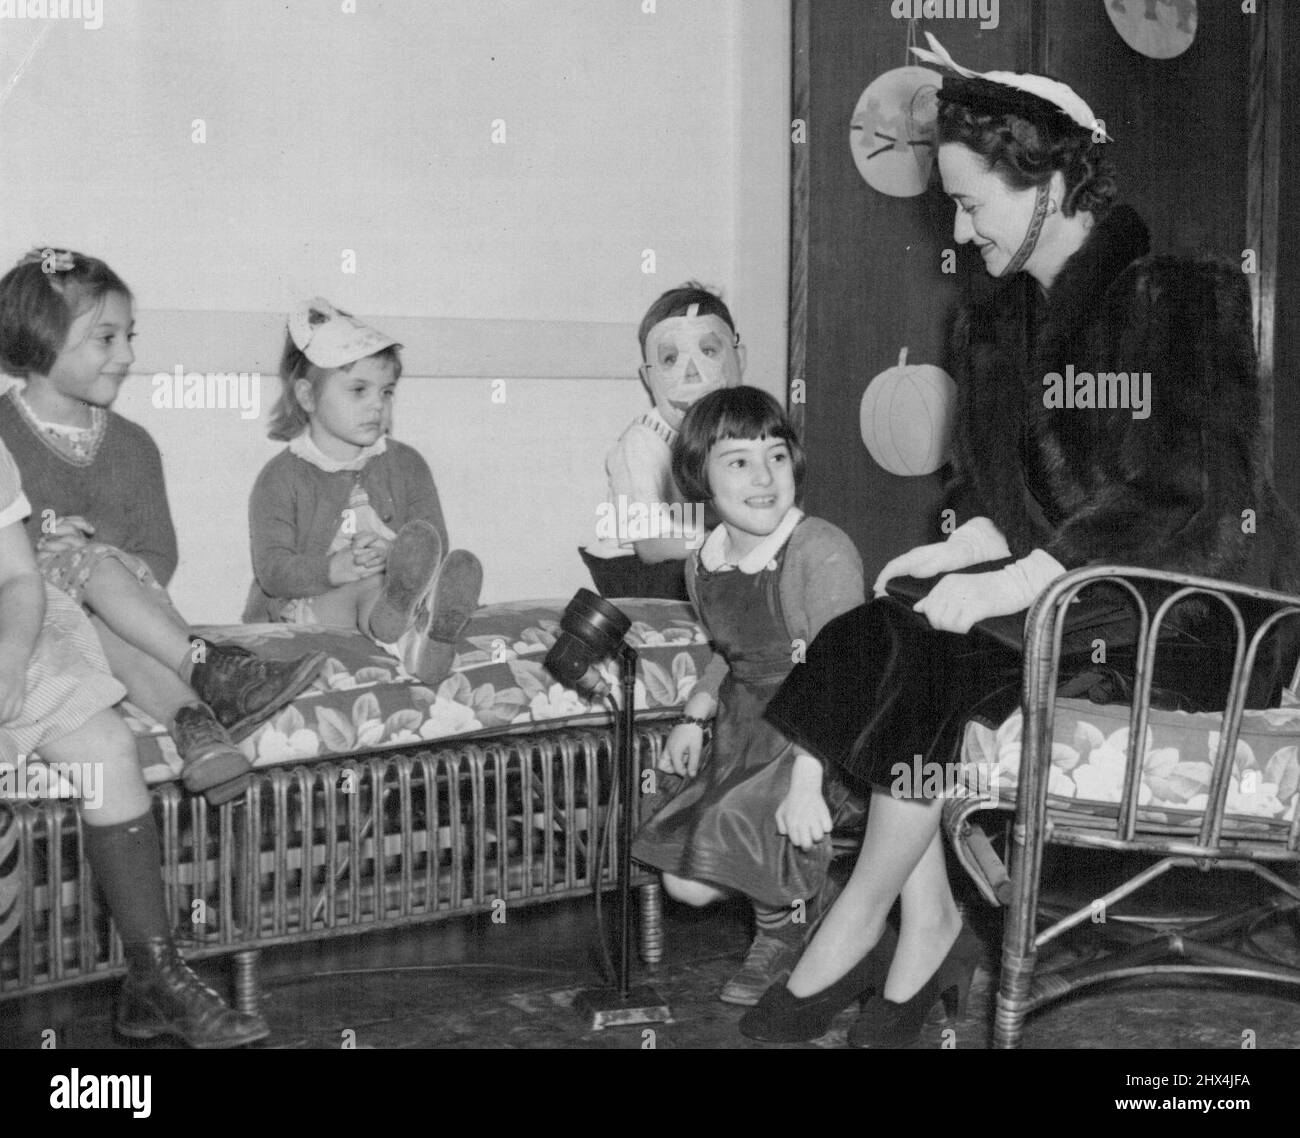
[739,41,1300,1048]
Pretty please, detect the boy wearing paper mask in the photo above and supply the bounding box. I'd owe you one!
[583,282,746,599]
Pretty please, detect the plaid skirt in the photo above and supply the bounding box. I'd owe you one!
[0,583,126,765]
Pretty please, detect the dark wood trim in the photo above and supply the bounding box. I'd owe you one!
[1030,0,1047,71]
[787,0,810,436]
[1248,0,1282,470]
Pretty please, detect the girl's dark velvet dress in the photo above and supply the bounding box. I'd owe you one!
[633,516,865,906]
[766,206,1300,795]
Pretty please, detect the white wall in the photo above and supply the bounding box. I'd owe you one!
[0,0,790,621]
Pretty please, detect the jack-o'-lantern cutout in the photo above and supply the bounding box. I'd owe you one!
[850,65,942,198]
[860,347,956,476]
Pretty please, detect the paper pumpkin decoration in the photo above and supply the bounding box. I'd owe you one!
[860,348,956,476]
[1105,0,1197,60]
[849,65,942,197]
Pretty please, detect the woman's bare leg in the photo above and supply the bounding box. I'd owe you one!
[785,792,947,997]
[887,828,962,1000]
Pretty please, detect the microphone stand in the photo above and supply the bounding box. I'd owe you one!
[575,640,671,1030]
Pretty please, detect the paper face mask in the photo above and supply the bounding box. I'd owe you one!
[641,308,743,430]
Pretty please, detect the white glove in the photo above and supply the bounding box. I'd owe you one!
[913,549,1066,634]
[873,517,1011,596]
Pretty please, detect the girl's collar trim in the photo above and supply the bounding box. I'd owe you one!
[699,507,804,574]
[288,431,388,472]
[5,383,107,467]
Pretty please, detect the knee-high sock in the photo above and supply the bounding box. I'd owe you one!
[82,810,171,947]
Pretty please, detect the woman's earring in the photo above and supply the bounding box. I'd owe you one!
[1047,200,1059,215]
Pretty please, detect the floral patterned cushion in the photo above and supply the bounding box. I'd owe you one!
[962,695,1300,832]
[123,599,711,785]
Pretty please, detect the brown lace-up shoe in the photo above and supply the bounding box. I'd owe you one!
[115,938,270,1049]
[719,925,805,1006]
[189,643,326,741]
[171,704,252,805]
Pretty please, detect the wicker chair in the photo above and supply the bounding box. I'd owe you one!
[944,565,1300,1049]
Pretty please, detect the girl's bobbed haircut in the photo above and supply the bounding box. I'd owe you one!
[267,334,403,441]
[672,386,805,503]
[0,249,133,378]
[936,88,1118,219]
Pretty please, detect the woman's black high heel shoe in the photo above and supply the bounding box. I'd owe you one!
[738,923,898,1043]
[847,922,982,1048]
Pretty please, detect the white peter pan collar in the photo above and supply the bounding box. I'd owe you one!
[289,431,387,473]
[699,507,803,574]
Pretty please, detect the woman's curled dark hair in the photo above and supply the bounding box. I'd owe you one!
[937,88,1118,219]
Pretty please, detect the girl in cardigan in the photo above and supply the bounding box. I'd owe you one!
[245,299,482,682]
[632,387,867,1006]
[0,249,326,805]
[0,435,267,1047]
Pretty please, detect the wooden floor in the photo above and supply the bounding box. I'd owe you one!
[3,878,1299,1052]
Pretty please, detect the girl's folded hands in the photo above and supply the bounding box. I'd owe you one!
[327,545,383,585]
[350,532,390,570]
[36,515,95,554]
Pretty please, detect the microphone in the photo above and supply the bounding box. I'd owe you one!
[544,589,632,699]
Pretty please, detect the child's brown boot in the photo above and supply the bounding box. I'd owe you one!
[189,643,327,741]
[83,811,270,1048]
[171,703,252,805]
[116,938,270,1048]
[719,920,806,1006]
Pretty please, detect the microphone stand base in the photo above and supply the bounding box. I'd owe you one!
[575,985,672,1031]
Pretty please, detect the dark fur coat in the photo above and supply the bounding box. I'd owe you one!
[947,204,1300,594]
[765,208,1300,777]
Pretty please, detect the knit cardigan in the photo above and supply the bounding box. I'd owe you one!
[243,439,448,622]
